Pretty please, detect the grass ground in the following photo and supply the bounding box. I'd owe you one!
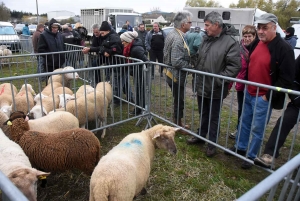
[0,55,298,201]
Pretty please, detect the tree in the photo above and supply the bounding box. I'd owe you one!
[229,0,300,31]
[185,0,221,7]
[0,2,10,21]
[273,0,300,28]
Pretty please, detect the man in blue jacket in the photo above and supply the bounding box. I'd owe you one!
[22,24,30,35]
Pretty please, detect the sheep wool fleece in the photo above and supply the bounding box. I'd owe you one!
[9,118,101,175]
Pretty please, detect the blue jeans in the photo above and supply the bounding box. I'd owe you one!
[235,91,272,159]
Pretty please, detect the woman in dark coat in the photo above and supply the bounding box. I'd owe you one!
[120,31,148,115]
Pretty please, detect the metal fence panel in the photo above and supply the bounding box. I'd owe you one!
[1,50,300,200]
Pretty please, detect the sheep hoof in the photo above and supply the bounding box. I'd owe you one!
[140,187,147,195]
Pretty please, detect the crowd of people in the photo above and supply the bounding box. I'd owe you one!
[31,11,299,170]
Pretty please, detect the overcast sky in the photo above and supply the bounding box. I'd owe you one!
[4,0,239,15]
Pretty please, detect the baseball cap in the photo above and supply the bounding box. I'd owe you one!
[194,26,200,32]
[256,13,278,24]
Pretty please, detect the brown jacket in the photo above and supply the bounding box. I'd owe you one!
[32,30,42,53]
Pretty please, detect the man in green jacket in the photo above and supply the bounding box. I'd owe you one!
[186,11,241,157]
[186,26,204,94]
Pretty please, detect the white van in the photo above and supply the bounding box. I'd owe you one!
[0,21,21,52]
[292,24,300,58]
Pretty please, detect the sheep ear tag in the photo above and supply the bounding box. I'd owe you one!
[152,133,160,139]
[6,121,12,126]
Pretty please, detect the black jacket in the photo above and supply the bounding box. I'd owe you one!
[61,29,80,45]
[289,55,300,108]
[130,38,148,62]
[248,33,295,109]
[38,28,65,72]
[100,30,123,56]
[137,30,148,51]
[90,35,103,53]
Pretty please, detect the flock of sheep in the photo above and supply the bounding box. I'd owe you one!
[0,65,180,201]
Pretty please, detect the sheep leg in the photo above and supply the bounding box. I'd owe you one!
[110,103,113,117]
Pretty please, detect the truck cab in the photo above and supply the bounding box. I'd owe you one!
[109,13,142,33]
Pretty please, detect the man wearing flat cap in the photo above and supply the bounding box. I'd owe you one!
[232,13,295,169]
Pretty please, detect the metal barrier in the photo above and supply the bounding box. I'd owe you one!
[0,170,28,201]
[19,35,34,54]
[238,153,300,201]
[1,51,300,200]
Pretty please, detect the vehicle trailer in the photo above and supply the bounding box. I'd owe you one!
[80,7,142,38]
[183,7,285,40]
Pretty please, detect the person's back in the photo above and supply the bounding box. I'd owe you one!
[118,24,128,36]
[32,23,44,53]
[61,25,76,45]
[285,27,298,49]
[186,27,203,56]
[22,24,30,35]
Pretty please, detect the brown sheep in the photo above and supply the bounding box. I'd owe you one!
[6,111,101,175]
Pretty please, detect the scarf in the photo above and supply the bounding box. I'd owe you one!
[240,39,249,63]
[123,41,134,58]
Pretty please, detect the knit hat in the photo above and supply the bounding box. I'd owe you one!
[120,31,138,43]
[256,13,278,24]
[100,21,111,31]
[286,27,295,36]
[122,24,128,30]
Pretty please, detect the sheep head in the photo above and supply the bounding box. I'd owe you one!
[20,84,36,96]
[63,66,79,80]
[151,125,179,155]
[8,168,50,201]
[4,111,30,143]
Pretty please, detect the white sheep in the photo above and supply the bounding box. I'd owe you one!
[0,45,7,50]
[11,84,36,115]
[0,128,50,201]
[47,66,80,88]
[3,48,12,56]
[56,89,109,137]
[40,81,62,96]
[33,93,48,104]
[89,124,179,201]
[0,110,79,136]
[30,94,60,119]
[58,93,75,108]
[6,111,100,175]
[0,83,18,116]
[52,86,73,96]
[75,84,94,98]
[96,82,113,119]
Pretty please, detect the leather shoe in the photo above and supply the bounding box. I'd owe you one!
[206,146,216,157]
[186,136,205,145]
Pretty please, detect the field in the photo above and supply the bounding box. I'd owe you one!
[0,54,299,201]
